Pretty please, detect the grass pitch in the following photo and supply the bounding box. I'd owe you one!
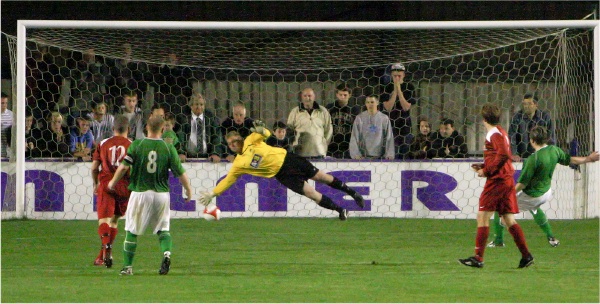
[1,218,598,302]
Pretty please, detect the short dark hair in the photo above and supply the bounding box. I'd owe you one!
[122,88,138,98]
[164,112,176,122]
[440,118,454,127]
[1,92,8,98]
[481,103,501,125]
[523,93,538,103]
[113,115,129,134]
[418,116,430,126]
[529,125,549,145]
[336,84,351,93]
[273,120,287,130]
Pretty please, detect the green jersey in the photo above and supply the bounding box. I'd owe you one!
[518,145,570,197]
[123,138,185,192]
[162,130,180,146]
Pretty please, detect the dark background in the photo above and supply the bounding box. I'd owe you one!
[1,1,598,78]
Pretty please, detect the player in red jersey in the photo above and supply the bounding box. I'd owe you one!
[459,103,534,269]
[91,115,132,267]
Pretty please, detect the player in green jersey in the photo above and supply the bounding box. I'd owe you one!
[108,116,193,275]
[488,126,599,248]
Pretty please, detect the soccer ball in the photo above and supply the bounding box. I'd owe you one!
[203,204,221,221]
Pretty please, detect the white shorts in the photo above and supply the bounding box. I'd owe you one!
[517,189,552,212]
[125,190,171,235]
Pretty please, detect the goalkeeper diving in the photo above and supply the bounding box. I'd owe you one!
[199,120,364,220]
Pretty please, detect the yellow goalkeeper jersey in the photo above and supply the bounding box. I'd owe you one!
[213,129,288,196]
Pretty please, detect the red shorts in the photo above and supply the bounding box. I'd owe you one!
[97,179,131,219]
[479,177,519,215]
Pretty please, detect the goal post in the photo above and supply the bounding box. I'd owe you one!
[3,20,599,220]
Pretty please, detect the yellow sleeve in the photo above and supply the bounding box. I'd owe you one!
[213,168,241,196]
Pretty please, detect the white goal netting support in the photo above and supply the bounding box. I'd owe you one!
[1,21,599,220]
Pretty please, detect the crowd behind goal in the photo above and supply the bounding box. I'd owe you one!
[0,46,556,163]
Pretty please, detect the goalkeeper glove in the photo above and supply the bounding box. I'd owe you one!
[250,120,267,135]
[199,191,216,206]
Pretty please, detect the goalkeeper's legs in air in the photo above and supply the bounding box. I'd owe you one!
[301,181,348,221]
[530,208,559,247]
[311,170,365,208]
[487,212,506,247]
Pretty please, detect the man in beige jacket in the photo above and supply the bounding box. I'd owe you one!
[287,88,333,158]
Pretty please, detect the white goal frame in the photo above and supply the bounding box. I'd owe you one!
[13,20,600,219]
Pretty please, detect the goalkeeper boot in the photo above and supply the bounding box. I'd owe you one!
[338,209,348,221]
[103,244,113,268]
[120,266,133,276]
[94,246,104,265]
[518,254,534,268]
[159,255,171,275]
[351,192,365,208]
[487,241,505,248]
[458,256,484,268]
[548,237,560,247]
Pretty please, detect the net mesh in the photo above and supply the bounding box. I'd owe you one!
[0,26,596,220]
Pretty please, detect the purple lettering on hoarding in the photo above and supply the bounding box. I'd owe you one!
[1,172,13,211]
[316,170,371,210]
[216,175,288,212]
[25,170,65,212]
[169,173,196,211]
[401,170,460,211]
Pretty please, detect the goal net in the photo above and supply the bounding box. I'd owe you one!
[1,22,598,220]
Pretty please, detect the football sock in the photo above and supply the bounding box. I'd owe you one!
[328,177,356,196]
[98,223,110,246]
[474,226,489,261]
[318,195,343,213]
[491,212,505,243]
[508,224,531,258]
[109,227,118,245]
[123,231,138,267]
[158,231,172,253]
[530,208,554,238]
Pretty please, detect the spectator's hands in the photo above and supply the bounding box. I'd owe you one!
[250,120,267,135]
[226,155,236,162]
[512,155,522,162]
[199,191,216,206]
[208,154,221,163]
[179,154,187,162]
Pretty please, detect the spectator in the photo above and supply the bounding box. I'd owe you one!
[508,93,555,162]
[177,93,223,163]
[326,85,360,159]
[380,63,418,159]
[431,118,468,158]
[116,89,146,140]
[266,121,293,153]
[287,87,333,158]
[220,101,254,162]
[89,101,115,146]
[70,113,94,161]
[1,92,13,158]
[6,109,43,159]
[37,112,70,158]
[162,112,180,149]
[409,116,435,160]
[349,95,394,160]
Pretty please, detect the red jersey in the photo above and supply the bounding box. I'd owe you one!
[480,125,518,214]
[482,126,514,179]
[93,135,132,182]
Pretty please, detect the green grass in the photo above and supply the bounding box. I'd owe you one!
[1,218,598,302]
